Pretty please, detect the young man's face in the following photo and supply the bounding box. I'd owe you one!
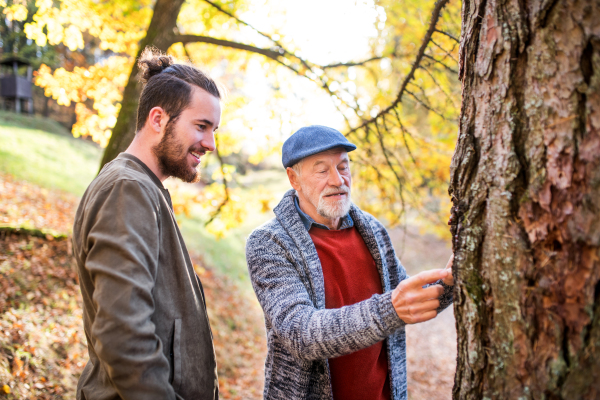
[153,86,221,183]
[296,149,352,220]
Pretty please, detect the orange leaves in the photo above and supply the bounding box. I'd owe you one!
[195,252,266,399]
[1,169,268,399]
[0,173,78,235]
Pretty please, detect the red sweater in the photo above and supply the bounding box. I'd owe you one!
[309,226,391,400]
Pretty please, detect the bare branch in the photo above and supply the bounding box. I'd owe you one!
[430,38,459,63]
[434,28,459,43]
[199,0,315,73]
[174,34,283,61]
[405,89,448,120]
[345,0,450,136]
[200,0,279,46]
[422,53,458,74]
[418,65,459,109]
[322,56,383,69]
[321,52,413,69]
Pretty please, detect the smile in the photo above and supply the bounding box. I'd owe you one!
[190,151,204,162]
[324,192,346,198]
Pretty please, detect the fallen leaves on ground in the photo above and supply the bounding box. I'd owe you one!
[0,174,78,235]
[0,173,267,398]
[0,172,457,399]
[0,233,86,399]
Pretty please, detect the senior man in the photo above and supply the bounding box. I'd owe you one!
[246,125,454,400]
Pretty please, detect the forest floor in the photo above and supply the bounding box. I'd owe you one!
[0,172,456,399]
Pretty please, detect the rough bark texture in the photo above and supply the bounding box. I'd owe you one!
[449,0,600,398]
[98,0,185,170]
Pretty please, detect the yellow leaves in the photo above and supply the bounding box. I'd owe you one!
[23,22,47,46]
[2,384,10,394]
[35,56,132,146]
[211,164,236,182]
[64,25,84,51]
[24,0,151,55]
[3,2,27,22]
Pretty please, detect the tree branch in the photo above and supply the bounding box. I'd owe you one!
[434,28,459,43]
[422,53,458,74]
[345,0,450,136]
[174,34,283,61]
[199,0,315,73]
[322,56,386,69]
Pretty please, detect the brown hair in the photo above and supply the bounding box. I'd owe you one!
[136,47,222,131]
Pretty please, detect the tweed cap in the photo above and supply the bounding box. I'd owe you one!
[282,125,357,168]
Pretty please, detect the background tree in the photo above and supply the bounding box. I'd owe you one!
[449,0,600,398]
[24,0,462,235]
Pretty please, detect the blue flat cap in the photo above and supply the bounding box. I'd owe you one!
[282,125,357,168]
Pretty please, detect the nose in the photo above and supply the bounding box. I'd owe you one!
[202,130,216,152]
[328,167,344,187]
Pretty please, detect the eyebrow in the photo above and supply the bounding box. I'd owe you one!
[193,119,218,130]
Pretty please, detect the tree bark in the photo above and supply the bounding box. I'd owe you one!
[450,0,600,398]
[98,0,185,171]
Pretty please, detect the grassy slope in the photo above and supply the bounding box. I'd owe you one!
[0,115,269,398]
[0,113,273,286]
[0,111,101,196]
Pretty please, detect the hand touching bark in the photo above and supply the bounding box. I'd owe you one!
[392,269,449,324]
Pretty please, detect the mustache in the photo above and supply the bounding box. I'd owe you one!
[188,145,211,156]
[320,184,350,198]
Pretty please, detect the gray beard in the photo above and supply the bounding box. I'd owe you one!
[316,190,352,219]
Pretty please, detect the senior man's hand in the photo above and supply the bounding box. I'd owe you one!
[392,269,449,324]
[443,254,454,286]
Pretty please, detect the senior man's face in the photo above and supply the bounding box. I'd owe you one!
[295,149,352,220]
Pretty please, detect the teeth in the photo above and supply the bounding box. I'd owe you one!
[191,152,201,159]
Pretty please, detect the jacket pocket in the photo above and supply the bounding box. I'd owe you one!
[172,318,183,392]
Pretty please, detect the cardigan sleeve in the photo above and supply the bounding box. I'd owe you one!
[246,228,405,361]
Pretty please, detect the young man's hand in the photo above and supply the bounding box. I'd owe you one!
[391,269,448,324]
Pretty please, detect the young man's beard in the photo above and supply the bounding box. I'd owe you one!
[152,120,202,183]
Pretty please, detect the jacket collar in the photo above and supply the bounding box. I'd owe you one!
[273,189,390,305]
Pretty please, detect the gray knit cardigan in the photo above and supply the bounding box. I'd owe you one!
[246,190,453,400]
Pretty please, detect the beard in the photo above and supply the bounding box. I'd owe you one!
[315,184,352,219]
[152,119,202,183]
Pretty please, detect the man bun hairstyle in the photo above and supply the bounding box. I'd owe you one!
[136,47,223,132]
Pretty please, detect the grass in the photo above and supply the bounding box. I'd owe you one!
[0,111,290,286]
[0,111,101,196]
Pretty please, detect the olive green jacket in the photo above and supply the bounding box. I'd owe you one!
[72,153,218,400]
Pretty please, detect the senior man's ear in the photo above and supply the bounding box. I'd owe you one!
[286,167,302,191]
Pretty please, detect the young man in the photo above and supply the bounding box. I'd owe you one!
[72,49,221,400]
[246,125,454,400]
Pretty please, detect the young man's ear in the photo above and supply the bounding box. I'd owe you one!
[147,107,168,134]
[286,167,301,192]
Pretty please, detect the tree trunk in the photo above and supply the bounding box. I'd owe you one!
[98,0,185,171]
[449,0,600,398]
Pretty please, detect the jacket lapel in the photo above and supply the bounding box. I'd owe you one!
[273,190,327,309]
[350,206,391,292]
